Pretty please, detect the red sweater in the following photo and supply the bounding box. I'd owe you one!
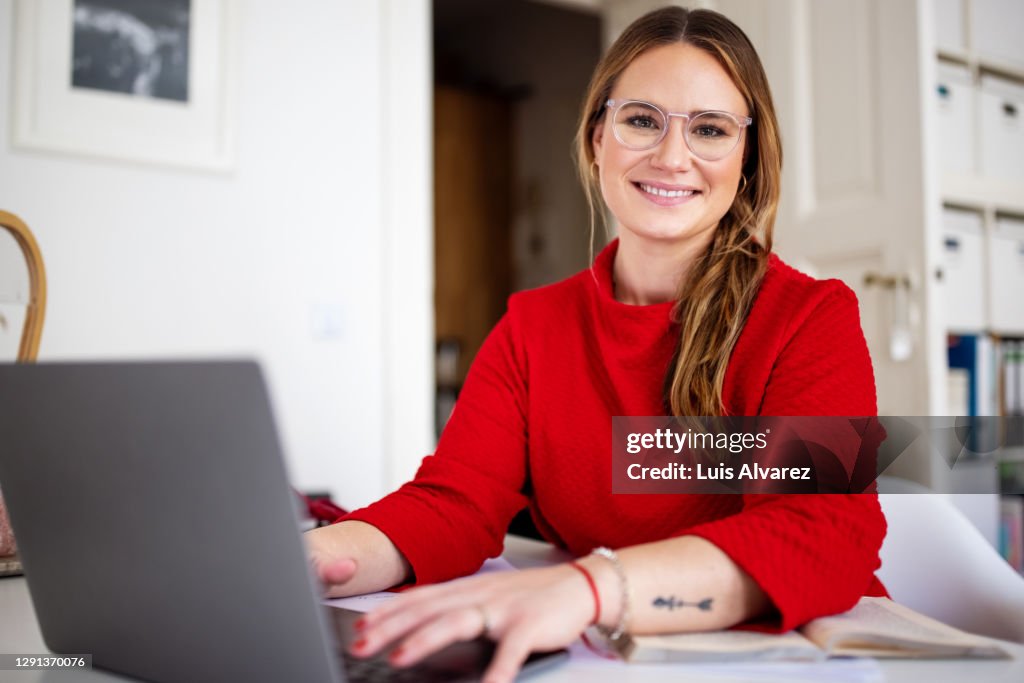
[346,240,887,631]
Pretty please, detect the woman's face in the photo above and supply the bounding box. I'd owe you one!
[593,42,749,250]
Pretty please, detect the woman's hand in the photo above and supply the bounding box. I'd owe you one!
[305,524,359,597]
[308,545,358,598]
[304,520,412,598]
[351,563,596,683]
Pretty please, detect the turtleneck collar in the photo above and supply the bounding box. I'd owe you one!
[589,238,676,316]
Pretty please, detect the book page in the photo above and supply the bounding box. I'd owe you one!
[801,597,1008,659]
[620,629,823,663]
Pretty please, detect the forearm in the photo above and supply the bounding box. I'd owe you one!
[577,535,770,635]
[304,520,412,597]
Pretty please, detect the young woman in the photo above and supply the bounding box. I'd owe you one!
[307,7,886,682]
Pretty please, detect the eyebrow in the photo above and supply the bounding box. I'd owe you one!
[617,99,747,117]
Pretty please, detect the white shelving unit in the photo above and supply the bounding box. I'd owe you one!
[930,0,1024,565]
[933,0,1024,340]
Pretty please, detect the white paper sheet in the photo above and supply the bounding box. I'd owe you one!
[323,556,517,613]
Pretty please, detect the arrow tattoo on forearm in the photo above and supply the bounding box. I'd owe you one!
[652,596,714,611]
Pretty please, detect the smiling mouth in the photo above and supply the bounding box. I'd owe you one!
[635,182,700,198]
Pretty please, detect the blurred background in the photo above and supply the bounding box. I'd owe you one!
[1,0,1023,560]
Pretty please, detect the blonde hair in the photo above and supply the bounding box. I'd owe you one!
[574,7,783,416]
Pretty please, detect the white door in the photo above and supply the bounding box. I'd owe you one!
[742,0,938,417]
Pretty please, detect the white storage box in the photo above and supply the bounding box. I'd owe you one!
[942,207,986,331]
[971,0,1024,68]
[988,215,1024,333]
[979,75,1024,179]
[933,0,966,54]
[935,63,976,175]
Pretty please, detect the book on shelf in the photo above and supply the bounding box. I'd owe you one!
[947,367,970,417]
[1003,340,1023,448]
[947,334,996,416]
[1000,495,1024,573]
[1005,340,1023,416]
[608,596,1010,663]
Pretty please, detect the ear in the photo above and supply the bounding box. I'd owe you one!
[591,120,605,162]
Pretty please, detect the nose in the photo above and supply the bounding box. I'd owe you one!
[650,117,694,171]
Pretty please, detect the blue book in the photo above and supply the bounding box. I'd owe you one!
[948,335,996,417]
[948,335,980,416]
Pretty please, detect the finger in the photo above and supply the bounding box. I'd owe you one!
[482,627,532,683]
[317,557,358,593]
[362,579,480,628]
[320,558,357,585]
[388,606,489,667]
[355,596,455,657]
[355,586,441,632]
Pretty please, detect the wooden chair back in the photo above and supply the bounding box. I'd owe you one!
[0,210,47,362]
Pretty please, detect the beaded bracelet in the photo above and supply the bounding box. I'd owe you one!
[591,546,630,640]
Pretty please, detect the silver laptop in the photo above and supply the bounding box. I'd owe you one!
[0,361,567,683]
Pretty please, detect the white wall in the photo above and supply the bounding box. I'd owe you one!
[0,0,434,509]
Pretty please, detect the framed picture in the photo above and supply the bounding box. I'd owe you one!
[11,0,238,172]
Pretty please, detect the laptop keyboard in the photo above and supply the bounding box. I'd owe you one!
[342,654,473,683]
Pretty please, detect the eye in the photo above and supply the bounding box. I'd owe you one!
[693,124,727,139]
[690,113,741,141]
[625,114,661,130]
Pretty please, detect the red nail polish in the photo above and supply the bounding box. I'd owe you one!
[354,617,366,631]
[389,647,404,664]
[352,637,367,651]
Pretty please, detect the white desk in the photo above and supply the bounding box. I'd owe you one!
[2,536,1023,682]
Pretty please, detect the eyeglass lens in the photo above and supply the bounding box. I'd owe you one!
[612,102,744,161]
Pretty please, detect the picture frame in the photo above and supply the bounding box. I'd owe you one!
[11,0,238,172]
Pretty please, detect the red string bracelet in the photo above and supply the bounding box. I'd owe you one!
[568,561,600,626]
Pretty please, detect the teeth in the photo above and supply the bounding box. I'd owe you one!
[640,183,695,198]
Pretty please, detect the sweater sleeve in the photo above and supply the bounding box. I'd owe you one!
[684,284,888,631]
[341,312,530,585]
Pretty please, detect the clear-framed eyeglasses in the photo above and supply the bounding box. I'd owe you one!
[605,99,753,161]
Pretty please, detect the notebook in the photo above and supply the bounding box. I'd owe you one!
[0,553,22,577]
[0,361,566,683]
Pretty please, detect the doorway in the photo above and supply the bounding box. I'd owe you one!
[432,0,602,435]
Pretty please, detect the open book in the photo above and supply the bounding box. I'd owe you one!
[610,597,1011,662]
